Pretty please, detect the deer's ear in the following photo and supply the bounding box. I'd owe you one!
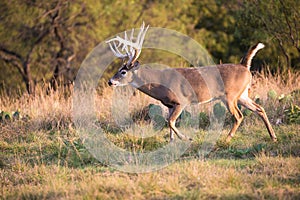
[131,61,140,71]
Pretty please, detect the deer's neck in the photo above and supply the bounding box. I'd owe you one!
[130,68,167,101]
[130,67,161,88]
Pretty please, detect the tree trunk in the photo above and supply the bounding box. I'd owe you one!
[23,62,35,95]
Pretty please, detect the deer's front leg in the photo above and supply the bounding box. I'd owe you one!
[168,107,175,142]
[168,105,192,141]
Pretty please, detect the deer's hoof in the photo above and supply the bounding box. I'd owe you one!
[225,136,233,143]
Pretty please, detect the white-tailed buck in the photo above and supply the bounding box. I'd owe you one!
[107,23,277,142]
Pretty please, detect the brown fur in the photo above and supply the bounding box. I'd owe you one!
[108,44,277,142]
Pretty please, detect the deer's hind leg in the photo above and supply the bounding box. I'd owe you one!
[238,97,277,141]
[224,99,244,142]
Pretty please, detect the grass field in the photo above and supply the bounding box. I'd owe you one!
[1,71,300,199]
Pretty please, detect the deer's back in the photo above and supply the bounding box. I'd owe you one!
[174,64,251,103]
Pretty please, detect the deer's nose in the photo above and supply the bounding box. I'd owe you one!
[108,80,113,86]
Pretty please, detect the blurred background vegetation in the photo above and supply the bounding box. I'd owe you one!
[0,0,299,95]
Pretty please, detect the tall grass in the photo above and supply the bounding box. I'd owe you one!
[1,68,299,131]
[0,70,299,199]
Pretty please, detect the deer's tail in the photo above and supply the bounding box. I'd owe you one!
[240,43,265,70]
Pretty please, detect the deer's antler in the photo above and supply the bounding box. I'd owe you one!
[106,22,149,67]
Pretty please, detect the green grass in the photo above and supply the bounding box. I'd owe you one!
[1,76,300,199]
[1,118,299,199]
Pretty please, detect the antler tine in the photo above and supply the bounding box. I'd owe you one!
[131,23,149,63]
[130,28,134,42]
[139,25,149,47]
[106,22,149,64]
[106,36,130,59]
[126,25,142,65]
[136,22,145,40]
[136,22,148,48]
[108,43,118,57]
[110,41,127,59]
[123,32,130,51]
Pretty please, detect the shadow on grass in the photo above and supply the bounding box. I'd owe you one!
[1,116,299,171]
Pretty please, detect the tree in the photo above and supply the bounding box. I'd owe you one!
[0,1,48,94]
[238,0,300,70]
[0,0,97,94]
[1,0,299,95]
[190,0,237,63]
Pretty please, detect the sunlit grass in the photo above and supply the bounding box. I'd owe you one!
[0,71,300,199]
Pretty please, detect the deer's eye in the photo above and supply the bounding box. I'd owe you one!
[121,70,127,75]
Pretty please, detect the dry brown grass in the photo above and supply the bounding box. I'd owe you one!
[0,70,300,199]
[251,69,300,100]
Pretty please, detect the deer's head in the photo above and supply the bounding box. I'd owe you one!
[106,23,149,87]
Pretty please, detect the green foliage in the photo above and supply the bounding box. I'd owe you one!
[237,0,300,70]
[285,104,300,124]
[198,112,209,129]
[0,0,299,94]
[191,0,238,63]
[268,89,278,100]
[243,109,252,117]
[278,93,292,103]
[152,115,166,131]
[227,143,266,158]
[0,111,12,121]
[148,104,163,118]
[213,102,226,120]
[146,104,166,130]
[0,109,24,122]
